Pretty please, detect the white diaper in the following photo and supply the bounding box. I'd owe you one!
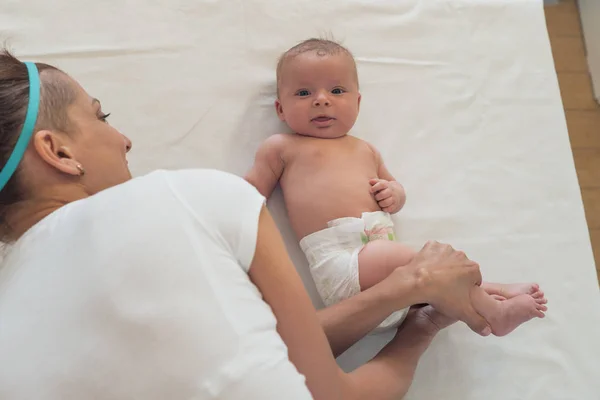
[299,211,409,332]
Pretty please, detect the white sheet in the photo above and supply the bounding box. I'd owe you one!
[5,0,600,398]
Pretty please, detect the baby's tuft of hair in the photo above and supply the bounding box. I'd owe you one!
[276,38,358,95]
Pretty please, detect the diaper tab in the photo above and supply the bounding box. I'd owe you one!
[362,211,396,242]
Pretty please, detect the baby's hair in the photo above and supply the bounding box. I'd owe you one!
[276,37,358,95]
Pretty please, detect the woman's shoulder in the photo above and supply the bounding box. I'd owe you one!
[129,168,266,270]
[137,168,251,190]
[117,168,256,199]
[126,168,264,216]
[136,168,236,181]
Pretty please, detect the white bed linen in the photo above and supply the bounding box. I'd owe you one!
[4,0,600,398]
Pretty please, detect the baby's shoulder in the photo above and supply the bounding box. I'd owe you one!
[347,136,379,156]
[261,133,296,149]
[256,133,294,157]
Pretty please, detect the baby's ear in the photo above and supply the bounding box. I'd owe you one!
[274,99,286,121]
[357,93,362,110]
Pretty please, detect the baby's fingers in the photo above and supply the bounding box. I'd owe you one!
[375,188,393,201]
[370,181,389,193]
[382,206,396,213]
[378,197,395,208]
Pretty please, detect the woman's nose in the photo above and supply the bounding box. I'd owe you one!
[313,92,331,107]
[124,135,133,153]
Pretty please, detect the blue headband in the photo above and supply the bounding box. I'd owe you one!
[0,61,41,191]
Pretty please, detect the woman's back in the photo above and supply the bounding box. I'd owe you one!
[0,169,310,399]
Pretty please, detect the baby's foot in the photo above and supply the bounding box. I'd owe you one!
[488,294,546,337]
[485,282,547,304]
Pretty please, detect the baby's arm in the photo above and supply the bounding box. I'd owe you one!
[367,143,407,214]
[244,134,286,198]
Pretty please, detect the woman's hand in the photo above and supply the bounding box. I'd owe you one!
[248,206,473,400]
[392,241,491,336]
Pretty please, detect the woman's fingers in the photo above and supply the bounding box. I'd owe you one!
[412,240,490,335]
[454,250,467,260]
[441,243,455,256]
[466,260,482,286]
[424,241,455,256]
[464,302,492,336]
[422,240,442,255]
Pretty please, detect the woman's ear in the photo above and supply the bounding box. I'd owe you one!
[275,99,286,122]
[32,130,81,176]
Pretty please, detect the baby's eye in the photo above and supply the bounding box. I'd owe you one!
[331,87,346,94]
[296,89,310,97]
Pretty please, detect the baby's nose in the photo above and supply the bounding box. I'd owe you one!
[313,93,331,107]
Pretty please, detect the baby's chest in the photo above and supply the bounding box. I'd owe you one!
[295,146,376,168]
[289,145,378,174]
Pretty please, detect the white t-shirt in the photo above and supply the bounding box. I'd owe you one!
[0,169,312,400]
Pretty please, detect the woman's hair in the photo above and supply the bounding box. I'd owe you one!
[0,48,76,241]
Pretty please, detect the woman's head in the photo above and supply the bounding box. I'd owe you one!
[0,49,132,241]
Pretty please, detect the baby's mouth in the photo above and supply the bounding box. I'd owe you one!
[311,115,335,122]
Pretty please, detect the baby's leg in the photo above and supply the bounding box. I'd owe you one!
[357,240,416,291]
[356,241,523,294]
[357,240,547,336]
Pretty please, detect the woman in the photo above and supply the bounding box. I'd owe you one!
[0,50,489,399]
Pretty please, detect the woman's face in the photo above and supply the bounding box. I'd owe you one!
[64,77,133,194]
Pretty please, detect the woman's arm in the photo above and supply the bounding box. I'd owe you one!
[248,205,416,399]
[248,206,346,399]
[316,269,420,357]
[248,206,486,399]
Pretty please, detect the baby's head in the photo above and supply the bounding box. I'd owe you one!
[275,38,361,139]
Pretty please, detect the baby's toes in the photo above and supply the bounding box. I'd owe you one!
[530,283,540,293]
[532,290,545,299]
[537,303,548,312]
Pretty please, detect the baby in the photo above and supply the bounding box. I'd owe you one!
[245,38,548,334]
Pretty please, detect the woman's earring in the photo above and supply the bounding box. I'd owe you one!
[76,164,85,176]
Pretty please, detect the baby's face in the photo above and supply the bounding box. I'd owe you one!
[276,52,361,139]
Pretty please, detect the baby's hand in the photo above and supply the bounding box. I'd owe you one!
[369,178,406,214]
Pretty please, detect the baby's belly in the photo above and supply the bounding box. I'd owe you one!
[283,183,381,240]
